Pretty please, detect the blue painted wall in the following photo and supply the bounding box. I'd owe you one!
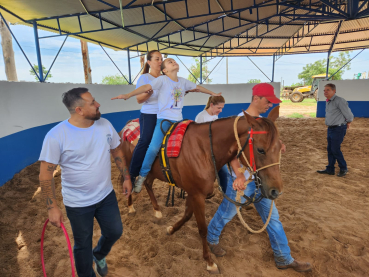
[0,103,278,186]
[317,101,369,118]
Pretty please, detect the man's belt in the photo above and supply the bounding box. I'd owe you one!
[328,123,346,128]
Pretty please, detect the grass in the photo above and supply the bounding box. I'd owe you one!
[286,113,304,118]
[308,112,316,118]
[280,98,317,106]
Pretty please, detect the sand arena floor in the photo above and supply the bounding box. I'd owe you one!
[1,118,368,277]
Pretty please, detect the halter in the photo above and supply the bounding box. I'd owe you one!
[233,116,280,195]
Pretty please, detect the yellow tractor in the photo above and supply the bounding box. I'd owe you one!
[288,74,329,103]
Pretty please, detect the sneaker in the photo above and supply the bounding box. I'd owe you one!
[208,242,226,257]
[134,176,146,193]
[93,254,108,277]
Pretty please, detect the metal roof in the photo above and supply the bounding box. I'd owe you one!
[1,0,369,58]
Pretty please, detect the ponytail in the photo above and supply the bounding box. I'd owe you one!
[142,50,161,74]
[142,62,150,74]
[205,95,225,110]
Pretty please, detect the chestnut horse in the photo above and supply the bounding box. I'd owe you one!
[118,107,283,274]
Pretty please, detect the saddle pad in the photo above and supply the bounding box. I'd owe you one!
[166,120,193,158]
[122,119,140,146]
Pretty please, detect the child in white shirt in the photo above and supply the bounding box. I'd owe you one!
[112,58,221,192]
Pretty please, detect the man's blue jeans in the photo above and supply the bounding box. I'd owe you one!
[65,190,123,277]
[207,172,294,266]
[130,113,157,179]
[139,118,178,177]
[326,125,347,172]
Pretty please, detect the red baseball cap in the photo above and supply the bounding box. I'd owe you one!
[252,83,281,104]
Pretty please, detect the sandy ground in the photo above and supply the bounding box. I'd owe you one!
[1,118,369,277]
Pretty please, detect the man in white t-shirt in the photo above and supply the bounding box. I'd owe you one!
[39,88,132,277]
[207,83,312,272]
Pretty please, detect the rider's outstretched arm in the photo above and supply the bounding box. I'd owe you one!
[188,85,222,97]
[111,84,152,100]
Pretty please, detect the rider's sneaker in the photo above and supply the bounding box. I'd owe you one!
[134,176,146,193]
[93,254,108,277]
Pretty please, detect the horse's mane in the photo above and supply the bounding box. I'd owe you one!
[257,117,279,150]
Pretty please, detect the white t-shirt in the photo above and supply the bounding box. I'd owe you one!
[136,73,159,114]
[195,110,218,123]
[231,112,262,180]
[39,118,121,207]
[150,75,197,121]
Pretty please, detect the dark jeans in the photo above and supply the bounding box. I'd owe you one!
[326,125,347,172]
[218,165,228,193]
[129,112,157,180]
[65,190,123,277]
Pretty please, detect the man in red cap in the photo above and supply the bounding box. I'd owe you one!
[207,83,312,272]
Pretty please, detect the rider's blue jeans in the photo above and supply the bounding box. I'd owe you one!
[139,118,178,177]
[207,172,294,266]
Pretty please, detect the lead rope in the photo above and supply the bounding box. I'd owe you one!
[232,116,280,233]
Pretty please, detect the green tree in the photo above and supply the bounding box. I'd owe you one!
[29,64,52,81]
[297,51,352,85]
[291,82,304,87]
[101,74,129,85]
[247,79,261,83]
[187,57,212,84]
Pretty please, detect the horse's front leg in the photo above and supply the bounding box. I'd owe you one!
[167,194,194,235]
[145,175,162,219]
[192,194,220,274]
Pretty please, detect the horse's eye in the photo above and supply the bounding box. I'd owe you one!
[257,148,265,155]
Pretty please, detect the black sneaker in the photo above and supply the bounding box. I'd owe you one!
[337,169,348,177]
[317,169,334,175]
[93,254,108,277]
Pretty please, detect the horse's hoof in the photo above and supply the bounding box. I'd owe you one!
[166,226,173,235]
[207,263,220,274]
[128,205,136,216]
[154,210,162,219]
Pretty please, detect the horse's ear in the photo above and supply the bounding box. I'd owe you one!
[267,106,280,122]
[242,110,258,127]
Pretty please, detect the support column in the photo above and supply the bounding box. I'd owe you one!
[127,49,132,84]
[33,21,43,82]
[0,18,17,81]
[200,55,202,84]
[272,54,275,82]
[326,52,330,79]
[80,40,92,84]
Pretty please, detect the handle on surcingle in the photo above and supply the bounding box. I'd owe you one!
[41,219,76,277]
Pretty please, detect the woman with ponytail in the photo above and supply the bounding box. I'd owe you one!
[195,95,225,123]
[129,50,163,184]
[195,95,228,193]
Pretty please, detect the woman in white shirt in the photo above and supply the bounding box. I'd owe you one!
[195,95,228,193]
[129,50,162,183]
[195,95,225,123]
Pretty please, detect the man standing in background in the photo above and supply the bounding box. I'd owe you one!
[317,83,354,177]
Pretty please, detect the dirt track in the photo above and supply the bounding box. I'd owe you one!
[1,118,369,277]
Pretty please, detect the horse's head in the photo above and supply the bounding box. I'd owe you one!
[241,106,283,200]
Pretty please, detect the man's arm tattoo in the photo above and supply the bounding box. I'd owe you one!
[40,179,56,210]
[114,156,130,181]
[46,165,57,172]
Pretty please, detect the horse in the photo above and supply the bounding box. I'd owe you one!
[118,106,283,274]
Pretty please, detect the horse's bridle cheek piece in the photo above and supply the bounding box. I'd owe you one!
[234,116,280,194]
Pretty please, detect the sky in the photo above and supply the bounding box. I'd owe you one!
[1,24,369,86]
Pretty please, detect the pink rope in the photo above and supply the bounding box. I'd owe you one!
[40,219,76,277]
